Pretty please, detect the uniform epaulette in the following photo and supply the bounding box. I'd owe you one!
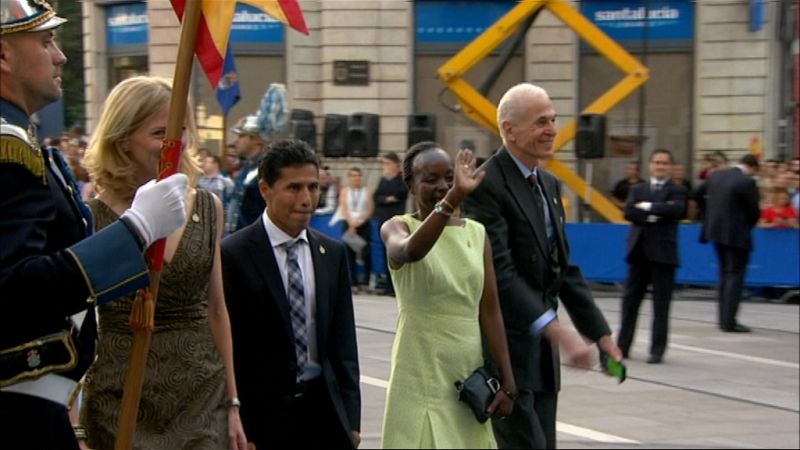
[0,123,45,184]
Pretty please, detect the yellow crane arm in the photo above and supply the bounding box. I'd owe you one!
[437,0,649,224]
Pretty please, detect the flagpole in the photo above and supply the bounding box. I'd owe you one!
[222,113,228,152]
[114,1,201,448]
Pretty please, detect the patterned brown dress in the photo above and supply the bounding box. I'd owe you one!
[81,190,228,449]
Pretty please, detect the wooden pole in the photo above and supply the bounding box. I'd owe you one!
[113,2,202,448]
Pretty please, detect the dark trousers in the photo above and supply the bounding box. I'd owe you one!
[617,258,676,358]
[251,378,353,449]
[0,392,79,450]
[344,222,371,286]
[714,243,750,329]
[492,389,557,449]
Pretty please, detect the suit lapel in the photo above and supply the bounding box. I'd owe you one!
[307,230,330,347]
[245,223,293,336]
[497,149,549,258]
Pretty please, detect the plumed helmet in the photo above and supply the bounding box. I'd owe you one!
[0,0,66,35]
[231,115,262,139]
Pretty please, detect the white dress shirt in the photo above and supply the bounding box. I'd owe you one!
[261,210,321,379]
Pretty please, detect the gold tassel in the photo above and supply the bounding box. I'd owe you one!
[0,136,45,183]
[128,289,155,332]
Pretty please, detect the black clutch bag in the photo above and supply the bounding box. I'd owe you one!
[454,366,500,423]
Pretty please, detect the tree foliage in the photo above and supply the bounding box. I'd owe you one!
[53,0,85,129]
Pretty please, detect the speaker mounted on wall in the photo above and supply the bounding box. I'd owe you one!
[575,113,606,159]
[348,113,380,158]
[407,113,437,148]
[290,109,316,150]
[322,113,349,157]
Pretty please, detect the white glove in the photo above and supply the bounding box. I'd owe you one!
[121,173,188,247]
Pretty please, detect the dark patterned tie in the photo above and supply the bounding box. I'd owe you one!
[527,172,539,191]
[527,172,545,208]
[282,240,308,379]
[529,172,560,274]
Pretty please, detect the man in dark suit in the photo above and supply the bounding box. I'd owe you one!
[695,154,760,332]
[462,83,622,449]
[221,139,361,449]
[617,149,688,364]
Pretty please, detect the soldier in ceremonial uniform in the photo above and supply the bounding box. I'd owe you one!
[0,1,189,448]
[224,115,267,235]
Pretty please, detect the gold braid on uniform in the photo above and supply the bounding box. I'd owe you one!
[0,2,56,35]
[0,135,46,183]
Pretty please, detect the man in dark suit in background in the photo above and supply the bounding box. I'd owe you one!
[617,149,688,364]
[462,82,622,449]
[221,140,361,448]
[696,154,760,332]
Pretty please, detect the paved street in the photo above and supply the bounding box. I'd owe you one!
[352,287,799,449]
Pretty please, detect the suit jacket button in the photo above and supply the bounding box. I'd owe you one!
[284,395,293,404]
[288,362,296,371]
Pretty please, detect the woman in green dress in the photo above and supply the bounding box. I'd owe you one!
[380,142,516,448]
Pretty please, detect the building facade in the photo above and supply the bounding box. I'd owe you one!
[81,0,797,219]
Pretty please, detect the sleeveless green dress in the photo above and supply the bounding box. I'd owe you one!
[381,214,496,449]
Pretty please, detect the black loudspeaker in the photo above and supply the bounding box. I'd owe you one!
[407,113,436,148]
[290,108,314,122]
[290,109,316,149]
[323,114,348,157]
[348,113,380,157]
[575,113,606,159]
[291,120,317,150]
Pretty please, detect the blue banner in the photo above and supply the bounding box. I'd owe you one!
[415,1,516,43]
[230,3,284,44]
[567,223,800,287]
[749,0,763,32]
[580,0,693,42]
[106,3,148,48]
[215,44,241,116]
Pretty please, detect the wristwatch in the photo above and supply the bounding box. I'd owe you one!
[226,397,241,408]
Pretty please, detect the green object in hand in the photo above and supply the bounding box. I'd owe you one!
[600,352,626,383]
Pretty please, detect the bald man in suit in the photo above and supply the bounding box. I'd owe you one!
[462,83,622,449]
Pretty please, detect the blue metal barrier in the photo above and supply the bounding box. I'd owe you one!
[566,223,800,287]
[309,214,388,276]
[310,213,342,240]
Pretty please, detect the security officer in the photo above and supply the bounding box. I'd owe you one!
[0,1,188,448]
[224,114,267,234]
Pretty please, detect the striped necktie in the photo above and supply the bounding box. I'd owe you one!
[282,240,308,379]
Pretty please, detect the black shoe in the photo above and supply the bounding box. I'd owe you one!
[721,323,751,333]
[646,354,663,364]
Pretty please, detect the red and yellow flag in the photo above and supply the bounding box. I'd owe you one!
[170,0,308,88]
[242,0,309,36]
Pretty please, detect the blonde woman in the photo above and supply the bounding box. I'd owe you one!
[81,76,247,450]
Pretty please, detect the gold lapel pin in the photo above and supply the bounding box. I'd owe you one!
[320,245,326,255]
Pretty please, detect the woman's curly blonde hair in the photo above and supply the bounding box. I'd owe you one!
[83,76,202,203]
